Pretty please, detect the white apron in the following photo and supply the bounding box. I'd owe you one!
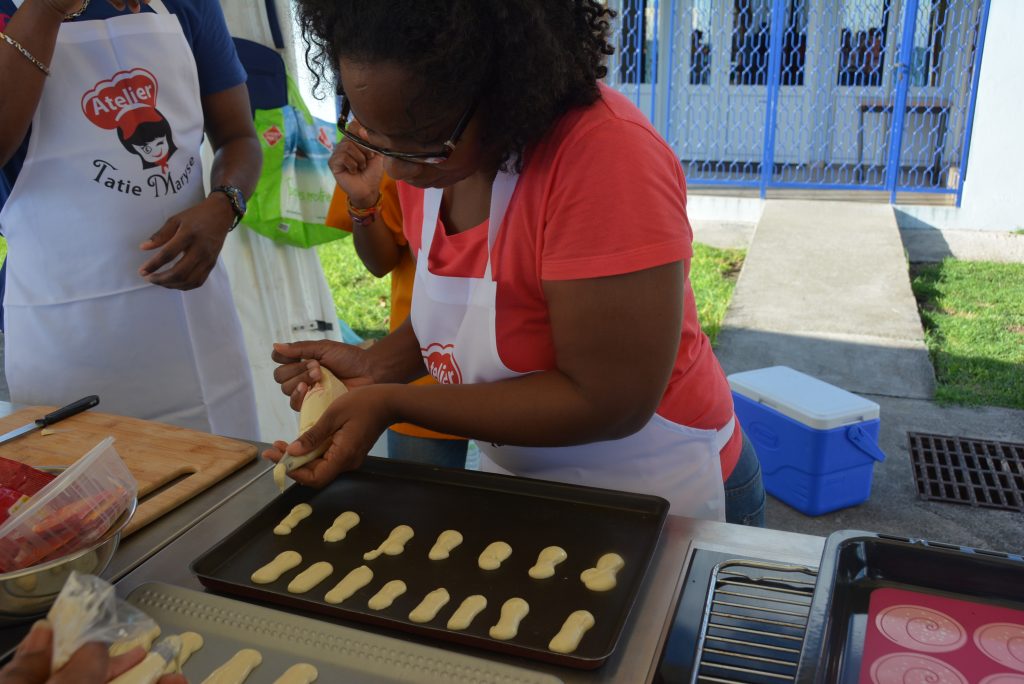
[410,173,731,519]
[0,1,258,439]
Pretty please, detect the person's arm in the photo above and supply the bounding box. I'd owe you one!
[275,261,684,487]
[0,0,148,166]
[0,0,78,167]
[138,83,261,289]
[328,132,402,277]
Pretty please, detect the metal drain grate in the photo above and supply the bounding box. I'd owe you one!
[908,432,1024,512]
[690,560,817,684]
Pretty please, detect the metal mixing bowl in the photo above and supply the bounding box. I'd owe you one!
[0,467,138,625]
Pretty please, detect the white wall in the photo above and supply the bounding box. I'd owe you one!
[897,0,1024,232]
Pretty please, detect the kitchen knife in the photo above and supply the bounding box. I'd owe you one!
[0,395,100,446]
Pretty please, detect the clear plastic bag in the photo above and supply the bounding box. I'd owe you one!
[0,437,136,572]
[46,571,158,671]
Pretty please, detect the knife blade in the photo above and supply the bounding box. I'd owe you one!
[0,395,100,446]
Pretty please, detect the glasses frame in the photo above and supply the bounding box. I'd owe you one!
[336,95,477,166]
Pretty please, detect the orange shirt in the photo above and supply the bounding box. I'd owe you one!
[398,84,741,477]
[324,179,463,441]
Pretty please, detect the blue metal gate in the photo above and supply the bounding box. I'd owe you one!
[606,0,990,203]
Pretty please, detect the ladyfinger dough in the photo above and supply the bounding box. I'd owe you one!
[528,546,567,579]
[323,511,360,542]
[478,541,512,570]
[162,632,204,675]
[287,561,334,594]
[363,525,414,560]
[580,553,625,591]
[367,579,407,610]
[447,595,487,631]
[325,565,374,604]
[428,529,464,560]
[409,588,450,623]
[109,625,161,657]
[549,610,596,654]
[200,648,263,684]
[251,551,302,585]
[273,504,313,536]
[271,663,319,684]
[489,598,530,641]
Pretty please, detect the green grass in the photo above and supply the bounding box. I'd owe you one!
[319,238,745,345]
[911,259,1024,410]
[692,244,746,346]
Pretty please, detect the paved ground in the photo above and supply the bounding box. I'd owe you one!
[702,202,1024,555]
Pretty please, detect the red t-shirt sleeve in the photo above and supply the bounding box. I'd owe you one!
[540,118,692,281]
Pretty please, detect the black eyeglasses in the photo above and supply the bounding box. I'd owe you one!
[337,95,477,166]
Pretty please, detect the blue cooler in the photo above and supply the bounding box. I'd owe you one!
[728,366,887,516]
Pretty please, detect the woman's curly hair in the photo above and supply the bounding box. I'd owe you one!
[295,0,616,171]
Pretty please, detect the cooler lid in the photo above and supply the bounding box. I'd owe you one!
[728,366,880,430]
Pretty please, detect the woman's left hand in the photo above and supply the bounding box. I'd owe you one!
[261,384,398,488]
[137,195,234,290]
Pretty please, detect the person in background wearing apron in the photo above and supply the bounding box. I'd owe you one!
[0,0,261,439]
[268,0,766,525]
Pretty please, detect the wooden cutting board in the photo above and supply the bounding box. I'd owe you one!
[0,407,258,536]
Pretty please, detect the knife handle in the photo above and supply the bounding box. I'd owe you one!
[36,395,100,427]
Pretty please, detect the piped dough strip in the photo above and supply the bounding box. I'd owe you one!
[251,551,302,585]
[409,588,450,624]
[325,565,374,604]
[428,529,464,560]
[528,546,567,579]
[549,610,595,654]
[109,624,161,657]
[367,580,407,610]
[287,561,334,594]
[489,598,530,641]
[273,504,313,536]
[580,552,625,591]
[447,595,487,631]
[363,525,414,561]
[323,511,360,542]
[162,632,204,675]
[478,541,512,570]
[200,648,263,684]
[271,663,319,684]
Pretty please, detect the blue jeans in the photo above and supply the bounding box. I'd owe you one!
[387,429,469,469]
[723,430,766,526]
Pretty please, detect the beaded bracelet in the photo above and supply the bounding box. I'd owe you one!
[348,193,383,227]
[0,32,50,76]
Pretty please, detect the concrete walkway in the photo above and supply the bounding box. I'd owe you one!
[708,200,1024,554]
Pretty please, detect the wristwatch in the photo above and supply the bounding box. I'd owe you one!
[211,185,247,230]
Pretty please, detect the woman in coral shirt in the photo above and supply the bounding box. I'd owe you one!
[268,0,764,524]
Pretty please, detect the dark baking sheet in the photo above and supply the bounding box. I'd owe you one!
[191,457,668,669]
[795,530,1024,683]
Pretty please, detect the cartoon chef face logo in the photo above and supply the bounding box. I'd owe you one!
[81,68,177,173]
[422,343,463,385]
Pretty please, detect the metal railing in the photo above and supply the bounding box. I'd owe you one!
[604,0,991,203]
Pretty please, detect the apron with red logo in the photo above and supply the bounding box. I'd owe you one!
[0,0,258,439]
[409,172,731,519]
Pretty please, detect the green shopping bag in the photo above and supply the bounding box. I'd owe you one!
[245,78,346,248]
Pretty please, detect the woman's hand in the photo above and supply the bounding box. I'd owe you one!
[262,384,397,487]
[329,122,384,209]
[0,621,186,684]
[137,195,234,290]
[271,340,376,411]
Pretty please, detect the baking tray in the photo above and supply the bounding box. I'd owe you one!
[795,529,1024,683]
[192,457,668,669]
[126,582,562,683]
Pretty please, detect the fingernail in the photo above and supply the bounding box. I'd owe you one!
[297,382,307,393]
[22,620,50,651]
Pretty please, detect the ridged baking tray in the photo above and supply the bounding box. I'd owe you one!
[127,582,562,683]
